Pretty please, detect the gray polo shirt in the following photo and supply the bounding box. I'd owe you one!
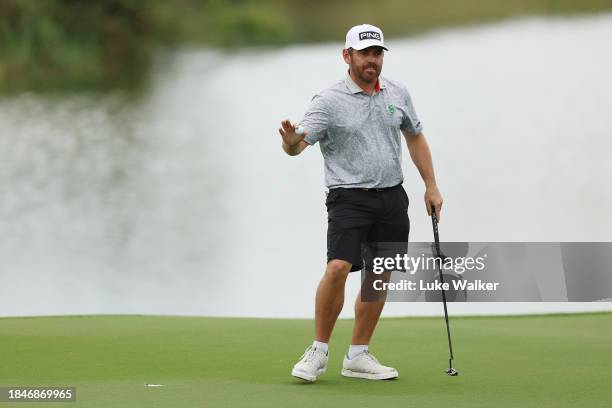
[301,74,423,189]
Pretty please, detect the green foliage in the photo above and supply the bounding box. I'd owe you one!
[0,0,152,92]
[150,0,294,46]
[1,0,611,92]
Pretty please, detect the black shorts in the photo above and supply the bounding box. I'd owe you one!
[325,184,410,272]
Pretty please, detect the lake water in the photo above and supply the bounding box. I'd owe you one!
[1,15,611,317]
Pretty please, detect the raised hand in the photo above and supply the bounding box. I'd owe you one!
[278,119,306,147]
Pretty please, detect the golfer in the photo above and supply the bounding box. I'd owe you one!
[279,24,443,382]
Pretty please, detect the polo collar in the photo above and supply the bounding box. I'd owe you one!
[345,72,386,94]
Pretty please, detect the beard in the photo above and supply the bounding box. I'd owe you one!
[352,61,381,83]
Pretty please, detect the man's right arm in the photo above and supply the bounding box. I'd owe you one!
[278,119,310,156]
[280,93,329,156]
[282,139,310,156]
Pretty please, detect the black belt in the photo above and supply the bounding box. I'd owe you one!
[357,184,400,192]
[328,184,400,194]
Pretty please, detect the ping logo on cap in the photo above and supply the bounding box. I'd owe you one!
[359,31,381,41]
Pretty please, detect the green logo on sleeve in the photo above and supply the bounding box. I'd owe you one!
[388,104,396,114]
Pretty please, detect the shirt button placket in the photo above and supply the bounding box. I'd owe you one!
[369,95,375,121]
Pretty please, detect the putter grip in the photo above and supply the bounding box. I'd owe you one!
[431,207,441,257]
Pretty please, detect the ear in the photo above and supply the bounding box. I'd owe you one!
[342,49,351,64]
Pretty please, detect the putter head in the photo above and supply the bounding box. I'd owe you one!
[445,367,459,376]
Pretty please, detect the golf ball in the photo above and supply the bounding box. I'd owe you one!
[295,126,305,135]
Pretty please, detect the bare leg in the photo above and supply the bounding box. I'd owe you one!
[351,272,391,345]
[351,290,386,345]
[314,260,352,342]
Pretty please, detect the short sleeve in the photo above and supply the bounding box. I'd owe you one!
[300,94,329,145]
[400,86,423,135]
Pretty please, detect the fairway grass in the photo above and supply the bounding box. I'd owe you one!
[1,313,610,407]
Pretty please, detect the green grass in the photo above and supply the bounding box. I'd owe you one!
[0,313,611,407]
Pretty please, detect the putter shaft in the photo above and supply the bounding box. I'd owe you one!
[431,208,458,376]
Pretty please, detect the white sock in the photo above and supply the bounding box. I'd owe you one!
[347,344,368,359]
[312,340,328,354]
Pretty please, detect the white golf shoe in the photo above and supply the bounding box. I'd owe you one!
[341,350,399,380]
[291,346,328,382]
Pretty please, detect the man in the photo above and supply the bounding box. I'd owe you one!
[279,24,443,382]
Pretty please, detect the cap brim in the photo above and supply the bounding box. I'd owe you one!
[351,40,388,51]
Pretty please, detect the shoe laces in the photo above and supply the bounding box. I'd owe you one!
[301,346,324,363]
[362,350,381,365]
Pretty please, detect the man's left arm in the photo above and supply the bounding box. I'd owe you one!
[402,130,444,220]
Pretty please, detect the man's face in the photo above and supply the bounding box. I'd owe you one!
[343,46,384,83]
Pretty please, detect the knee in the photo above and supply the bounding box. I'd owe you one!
[325,260,351,284]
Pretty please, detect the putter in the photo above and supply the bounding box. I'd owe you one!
[431,207,459,376]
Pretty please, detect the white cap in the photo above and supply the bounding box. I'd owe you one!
[345,24,388,51]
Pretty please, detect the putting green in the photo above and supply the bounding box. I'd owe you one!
[0,312,610,407]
